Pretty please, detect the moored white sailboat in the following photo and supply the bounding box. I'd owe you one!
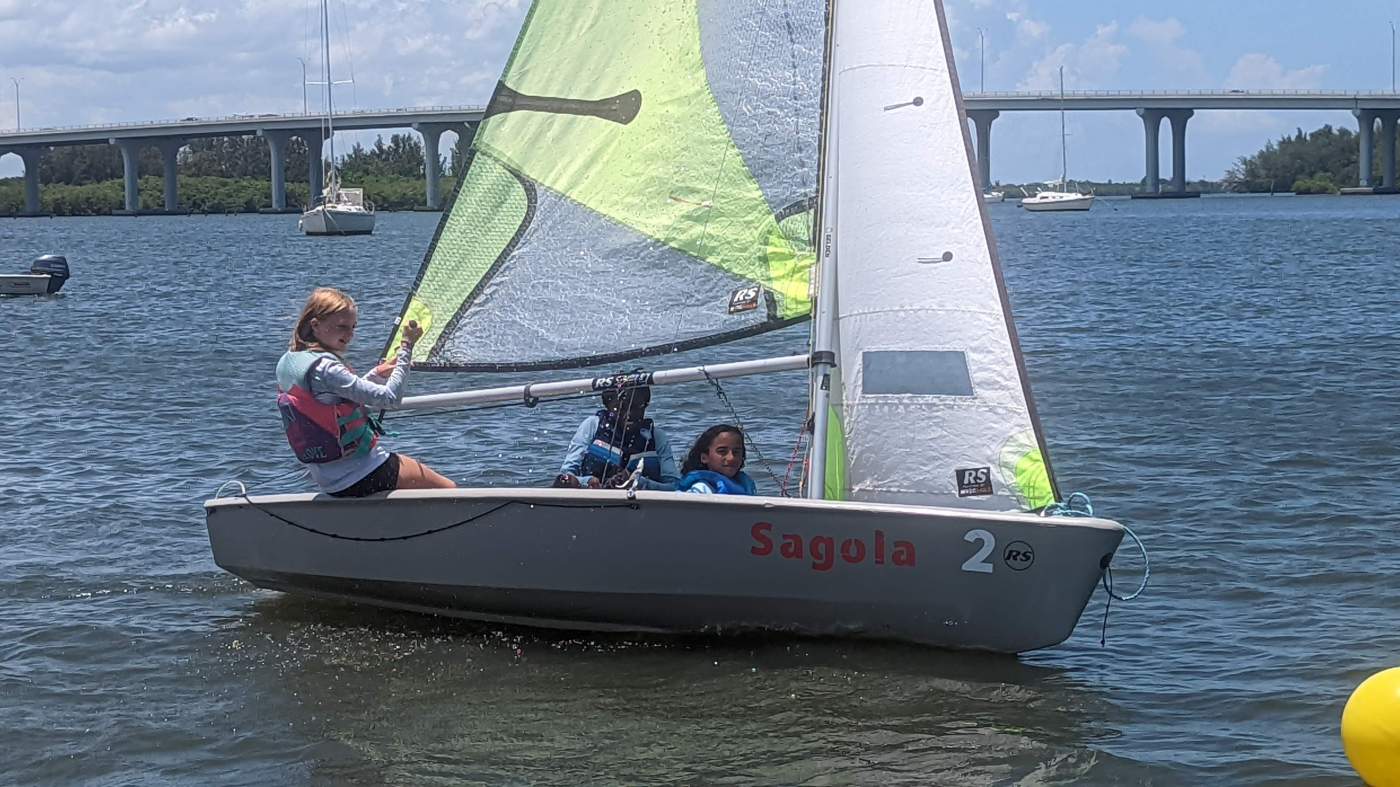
[207,0,1136,652]
[1019,67,1093,212]
[298,0,375,236]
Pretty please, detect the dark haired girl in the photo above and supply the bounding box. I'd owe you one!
[676,425,757,495]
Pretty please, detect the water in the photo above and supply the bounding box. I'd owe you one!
[4,196,1395,785]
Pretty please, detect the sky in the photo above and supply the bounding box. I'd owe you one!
[0,0,1391,182]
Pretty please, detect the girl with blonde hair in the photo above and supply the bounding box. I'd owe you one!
[276,287,454,496]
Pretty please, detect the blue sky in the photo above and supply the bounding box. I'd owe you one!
[0,1,1390,182]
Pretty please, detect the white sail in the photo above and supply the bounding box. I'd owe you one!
[824,0,1058,511]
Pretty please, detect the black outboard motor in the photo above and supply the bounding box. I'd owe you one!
[30,255,69,293]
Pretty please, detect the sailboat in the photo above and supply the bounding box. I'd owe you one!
[298,0,376,236]
[206,0,1132,653]
[1019,67,1093,212]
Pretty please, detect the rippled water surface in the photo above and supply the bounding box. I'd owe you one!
[4,196,1397,785]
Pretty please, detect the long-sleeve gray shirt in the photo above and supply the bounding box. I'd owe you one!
[303,345,412,492]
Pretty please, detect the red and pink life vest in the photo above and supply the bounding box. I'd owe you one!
[275,350,379,464]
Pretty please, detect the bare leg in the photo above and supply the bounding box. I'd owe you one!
[395,454,457,489]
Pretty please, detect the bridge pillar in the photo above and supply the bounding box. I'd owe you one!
[1166,110,1193,193]
[412,122,460,209]
[1382,114,1399,191]
[258,129,294,210]
[1355,110,1376,187]
[15,147,42,214]
[966,110,998,190]
[1137,109,1164,193]
[155,138,184,211]
[299,130,325,204]
[111,138,144,212]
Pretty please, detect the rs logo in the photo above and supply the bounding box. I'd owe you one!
[960,468,988,486]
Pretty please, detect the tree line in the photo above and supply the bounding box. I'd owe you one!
[1223,124,1391,194]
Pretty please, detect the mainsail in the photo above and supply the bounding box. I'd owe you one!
[387,0,825,371]
[820,0,1059,511]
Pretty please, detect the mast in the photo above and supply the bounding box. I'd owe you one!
[805,0,840,499]
[1058,65,1067,187]
[321,0,335,192]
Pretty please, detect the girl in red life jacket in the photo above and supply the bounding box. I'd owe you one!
[277,287,455,497]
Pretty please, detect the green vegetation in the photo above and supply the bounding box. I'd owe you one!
[993,179,1225,197]
[1,132,469,215]
[0,174,456,215]
[1223,124,1386,193]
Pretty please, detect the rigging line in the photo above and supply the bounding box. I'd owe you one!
[335,0,358,109]
[780,419,808,496]
[699,367,787,495]
[238,494,640,543]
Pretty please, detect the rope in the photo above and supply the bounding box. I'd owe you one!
[1042,492,1150,601]
[700,368,788,495]
[1042,491,1149,646]
[781,419,808,497]
[232,490,640,543]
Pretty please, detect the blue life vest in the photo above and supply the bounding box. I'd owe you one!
[580,409,660,481]
[676,470,756,495]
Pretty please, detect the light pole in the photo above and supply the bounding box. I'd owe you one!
[296,57,308,114]
[977,28,985,93]
[9,77,19,131]
[1391,21,1396,92]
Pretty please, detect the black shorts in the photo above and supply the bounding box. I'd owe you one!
[329,453,401,498]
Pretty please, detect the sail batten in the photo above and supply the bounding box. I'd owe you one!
[390,0,826,372]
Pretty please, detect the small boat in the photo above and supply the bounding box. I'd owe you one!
[1020,189,1094,212]
[981,190,1005,203]
[1018,67,1093,213]
[299,178,376,236]
[297,0,376,237]
[0,255,69,295]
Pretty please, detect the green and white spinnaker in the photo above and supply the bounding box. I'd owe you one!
[386,0,824,371]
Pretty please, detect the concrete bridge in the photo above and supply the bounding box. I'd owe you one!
[0,106,484,215]
[964,90,1400,197]
[2,90,1399,214]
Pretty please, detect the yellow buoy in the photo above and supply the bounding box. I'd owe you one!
[1343,668,1400,786]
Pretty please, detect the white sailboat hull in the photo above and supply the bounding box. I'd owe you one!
[205,488,1123,653]
[1020,192,1094,212]
[300,205,376,236]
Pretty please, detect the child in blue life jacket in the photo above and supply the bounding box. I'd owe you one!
[276,287,456,497]
[675,424,757,496]
[555,379,680,490]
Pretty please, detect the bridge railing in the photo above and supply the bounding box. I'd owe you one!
[965,89,1399,98]
[0,105,487,137]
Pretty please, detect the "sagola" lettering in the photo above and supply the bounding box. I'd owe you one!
[749,522,916,572]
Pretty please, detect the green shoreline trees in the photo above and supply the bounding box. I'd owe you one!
[1222,124,1395,194]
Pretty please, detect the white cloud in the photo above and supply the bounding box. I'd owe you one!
[1128,17,1185,47]
[1224,53,1327,89]
[1006,10,1049,40]
[0,0,527,130]
[1017,22,1128,90]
